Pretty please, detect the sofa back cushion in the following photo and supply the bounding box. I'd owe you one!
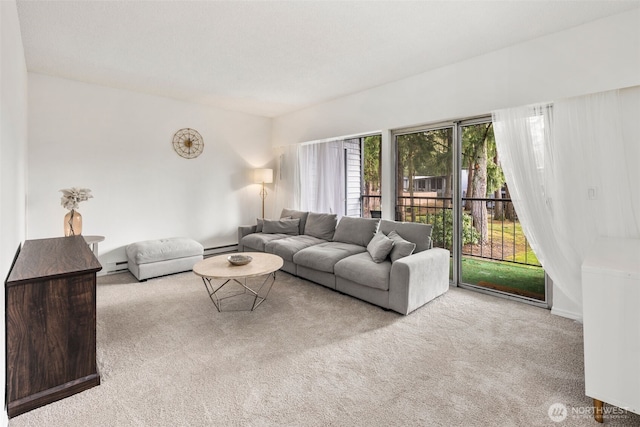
[379,219,432,253]
[263,218,300,235]
[281,208,309,235]
[304,212,337,240]
[332,217,380,247]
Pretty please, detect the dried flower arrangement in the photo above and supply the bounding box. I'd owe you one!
[60,187,93,211]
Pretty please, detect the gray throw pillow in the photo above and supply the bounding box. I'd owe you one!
[262,218,300,235]
[379,220,432,253]
[257,216,290,233]
[366,231,395,263]
[388,230,416,262]
[332,216,380,247]
[281,208,309,235]
[304,212,337,240]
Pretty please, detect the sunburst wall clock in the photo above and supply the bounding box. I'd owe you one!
[172,128,204,159]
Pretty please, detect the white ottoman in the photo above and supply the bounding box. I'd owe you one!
[126,237,204,281]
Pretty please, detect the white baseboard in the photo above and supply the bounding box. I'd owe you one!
[98,244,239,276]
[100,261,129,275]
[551,306,583,322]
[204,244,237,258]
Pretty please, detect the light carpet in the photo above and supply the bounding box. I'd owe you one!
[9,270,640,427]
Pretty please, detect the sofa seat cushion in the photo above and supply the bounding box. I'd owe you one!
[241,233,289,252]
[125,237,203,264]
[293,242,366,273]
[334,252,391,291]
[265,235,327,261]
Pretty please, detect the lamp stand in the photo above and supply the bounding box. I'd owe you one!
[259,182,268,218]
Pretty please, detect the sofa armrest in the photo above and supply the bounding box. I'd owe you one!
[237,225,257,252]
[389,248,450,315]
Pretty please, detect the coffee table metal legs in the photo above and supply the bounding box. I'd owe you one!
[201,272,276,312]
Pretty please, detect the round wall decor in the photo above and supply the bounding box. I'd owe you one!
[172,128,204,159]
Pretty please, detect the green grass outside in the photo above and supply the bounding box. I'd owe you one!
[488,219,540,265]
[412,210,546,300]
[450,257,546,300]
[415,212,541,266]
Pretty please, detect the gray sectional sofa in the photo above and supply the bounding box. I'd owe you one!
[238,209,450,315]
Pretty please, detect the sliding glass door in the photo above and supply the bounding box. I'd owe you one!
[459,121,545,301]
[395,119,546,304]
[396,127,454,280]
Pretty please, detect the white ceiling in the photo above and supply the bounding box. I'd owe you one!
[16,1,640,118]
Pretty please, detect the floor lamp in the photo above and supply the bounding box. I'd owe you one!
[254,168,273,218]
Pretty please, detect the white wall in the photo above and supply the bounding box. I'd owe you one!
[271,9,640,320]
[273,9,640,143]
[27,74,273,272]
[0,2,28,424]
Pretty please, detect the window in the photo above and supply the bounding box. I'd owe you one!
[361,135,381,218]
[297,134,381,218]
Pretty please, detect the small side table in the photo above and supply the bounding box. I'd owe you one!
[83,235,105,257]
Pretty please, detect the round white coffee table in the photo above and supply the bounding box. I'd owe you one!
[193,252,283,312]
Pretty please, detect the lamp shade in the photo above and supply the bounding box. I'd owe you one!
[254,168,273,184]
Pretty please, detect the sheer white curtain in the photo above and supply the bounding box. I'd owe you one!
[297,140,346,216]
[492,87,640,308]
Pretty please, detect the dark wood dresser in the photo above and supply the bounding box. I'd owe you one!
[5,236,102,417]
